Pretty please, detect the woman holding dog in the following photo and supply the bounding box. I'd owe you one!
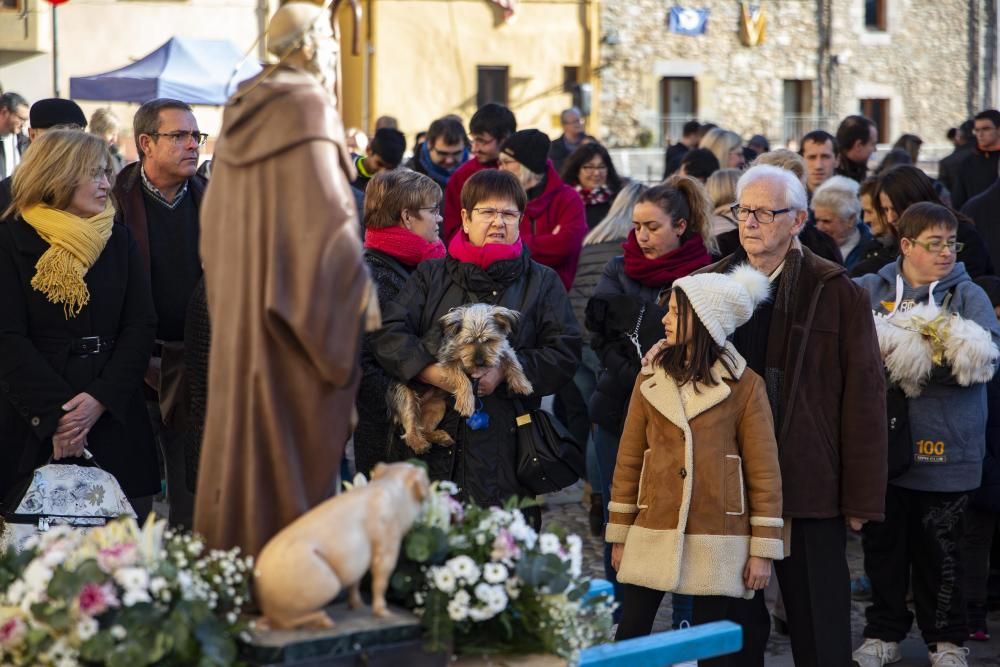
[585,174,714,620]
[354,170,446,477]
[371,169,581,513]
[607,265,783,667]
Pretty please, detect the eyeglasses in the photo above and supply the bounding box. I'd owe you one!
[87,166,114,182]
[907,238,964,253]
[580,164,608,172]
[418,204,442,216]
[431,147,465,159]
[731,204,792,225]
[148,131,208,147]
[472,208,521,225]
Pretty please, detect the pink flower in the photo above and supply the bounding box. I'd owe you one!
[77,582,119,617]
[97,543,137,573]
[0,617,26,648]
[447,498,465,521]
[491,529,521,562]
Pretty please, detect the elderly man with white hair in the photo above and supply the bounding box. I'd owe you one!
[703,164,888,666]
[811,175,873,270]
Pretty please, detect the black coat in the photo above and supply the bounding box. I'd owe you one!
[585,201,611,230]
[974,373,1000,512]
[937,144,971,194]
[585,256,668,433]
[0,219,159,504]
[354,249,412,477]
[951,148,1000,210]
[370,250,581,505]
[182,277,210,493]
[961,180,1000,274]
[568,241,623,346]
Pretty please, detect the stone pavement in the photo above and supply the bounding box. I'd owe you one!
[540,488,1000,666]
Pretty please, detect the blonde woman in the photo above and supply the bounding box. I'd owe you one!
[706,168,741,256]
[701,128,746,169]
[89,107,125,175]
[0,129,159,517]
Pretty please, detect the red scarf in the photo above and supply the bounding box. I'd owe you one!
[576,185,612,207]
[447,231,523,270]
[363,225,446,268]
[622,231,712,288]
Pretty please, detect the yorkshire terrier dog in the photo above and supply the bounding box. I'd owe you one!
[388,303,534,454]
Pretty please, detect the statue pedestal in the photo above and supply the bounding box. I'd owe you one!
[242,604,447,666]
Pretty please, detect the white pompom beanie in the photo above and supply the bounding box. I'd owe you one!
[672,264,772,346]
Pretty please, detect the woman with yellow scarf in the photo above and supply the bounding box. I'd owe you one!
[0,129,159,518]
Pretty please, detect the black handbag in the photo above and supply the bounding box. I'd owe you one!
[513,403,586,495]
[886,380,913,481]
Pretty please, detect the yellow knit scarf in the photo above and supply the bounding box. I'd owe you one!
[21,204,115,318]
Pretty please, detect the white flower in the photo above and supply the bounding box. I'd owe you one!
[437,480,459,496]
[431,567,456,594]
[150,577,168,596]
[454,590,471,606]
[505,577,521,600]
[483,563,508,584]
[539,533,561,555]
[23,560,53,595]
[110,625,127,640]
[76,616,98,641]
[187,542,203,556]
[468,605,496,622]
[447,556,480,584]
[486,586,508,613]
[123,588,152,607]
[226,612,238,625]
[474,582,492,602]
[6,580,26,605]
[447,598,468,621]
[114,567,149,593]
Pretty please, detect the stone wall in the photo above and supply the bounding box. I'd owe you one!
[598,0,995,148]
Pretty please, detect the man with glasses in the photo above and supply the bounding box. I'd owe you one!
[0,92,29,181]
[113,97,208,531]
[951,109,1000,209]
[443,103,517,242]
[407,115,469,188]
[548,107,586,173]
[705,164,887,666]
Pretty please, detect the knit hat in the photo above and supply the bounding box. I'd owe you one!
[672,264,771,346]
[500,129,551,174]
[29,99,87,130]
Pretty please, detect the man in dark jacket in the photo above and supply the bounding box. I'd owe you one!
[938,119,973,195]
[113,98,208,530]
[407,116,468,188]
[706,164,887,666]
[0,92,29,181]
[663,120,701,179]
[548,107,586,173]
[962,178,1000,271]
[951,109,1000,209]
[835,115,878,182]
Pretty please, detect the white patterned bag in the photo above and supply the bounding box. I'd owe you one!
[1,462,136,552]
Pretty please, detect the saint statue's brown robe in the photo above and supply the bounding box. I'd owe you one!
[195,65,372,556]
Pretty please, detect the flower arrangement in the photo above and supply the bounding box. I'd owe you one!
[0,516,252,666]
[388,480,615,662]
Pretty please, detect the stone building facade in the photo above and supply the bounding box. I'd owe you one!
[597,0,998,148]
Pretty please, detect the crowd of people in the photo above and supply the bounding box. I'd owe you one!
[1,83,1000,667]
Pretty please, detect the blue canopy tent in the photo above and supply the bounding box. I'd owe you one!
[69,37,261,105]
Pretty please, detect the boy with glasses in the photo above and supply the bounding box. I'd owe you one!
[952,109,1000,209]
[408,116,469,188]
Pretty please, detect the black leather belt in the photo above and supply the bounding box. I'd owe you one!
[69,336,116,356]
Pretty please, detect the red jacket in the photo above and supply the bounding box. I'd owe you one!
[520,161,587,291]
[443,158,496,243]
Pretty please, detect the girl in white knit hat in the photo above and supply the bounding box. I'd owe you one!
[608,264,783,666]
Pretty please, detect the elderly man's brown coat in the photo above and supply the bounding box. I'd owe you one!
[607,345,784,599]
[195,66,372,556]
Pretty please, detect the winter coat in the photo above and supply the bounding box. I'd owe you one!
[370,249,582,506]
[961,179,1000,274]
[974,373,1000,512]
[354,248,411,477]
[938,144,972,195]
[841,223,874,270]
[606,345,784,599]
[443,159,495,243]
[703,247,887,520]
[182,277,209,493]
[586,256,670,434]
[0,219,159,504]
[568,241,623,346]
[951,148,1000,210]
[854,260,1000,493]
[520,162,588,291]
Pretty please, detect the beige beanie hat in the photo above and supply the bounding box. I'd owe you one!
[672,264,771,346]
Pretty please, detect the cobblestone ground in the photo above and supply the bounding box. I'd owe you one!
[540,486,1000,666]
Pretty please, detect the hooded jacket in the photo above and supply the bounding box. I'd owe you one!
[519,161,588,291]
[854,260,1000,493]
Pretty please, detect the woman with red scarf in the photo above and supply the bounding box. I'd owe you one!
[354,170,447,477]
[584,175,715,620]
[370,170,582,516]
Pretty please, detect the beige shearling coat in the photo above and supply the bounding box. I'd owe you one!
[606,344,784,599]
[195,66,372,556]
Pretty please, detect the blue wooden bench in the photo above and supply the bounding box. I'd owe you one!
[578,621,742,666]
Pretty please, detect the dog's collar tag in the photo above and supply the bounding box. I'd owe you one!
[466,398,490,430]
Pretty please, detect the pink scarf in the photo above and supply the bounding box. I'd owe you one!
[447,231,523,270]
[364,225,446,268]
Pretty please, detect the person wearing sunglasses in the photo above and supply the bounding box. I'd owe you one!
[111,98,208,531]
[852,202,1000,667]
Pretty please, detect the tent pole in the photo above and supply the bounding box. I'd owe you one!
[52,6,60,98]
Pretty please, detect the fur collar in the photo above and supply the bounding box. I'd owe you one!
[640,342,747,429]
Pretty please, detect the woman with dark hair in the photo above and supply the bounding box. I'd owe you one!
[371,169,581,516]
[608,265,782,667]
[850,165,992,278]
[585,174,715,620]
[562,142,624,230]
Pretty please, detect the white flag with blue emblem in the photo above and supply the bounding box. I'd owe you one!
[668,6,710,35]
